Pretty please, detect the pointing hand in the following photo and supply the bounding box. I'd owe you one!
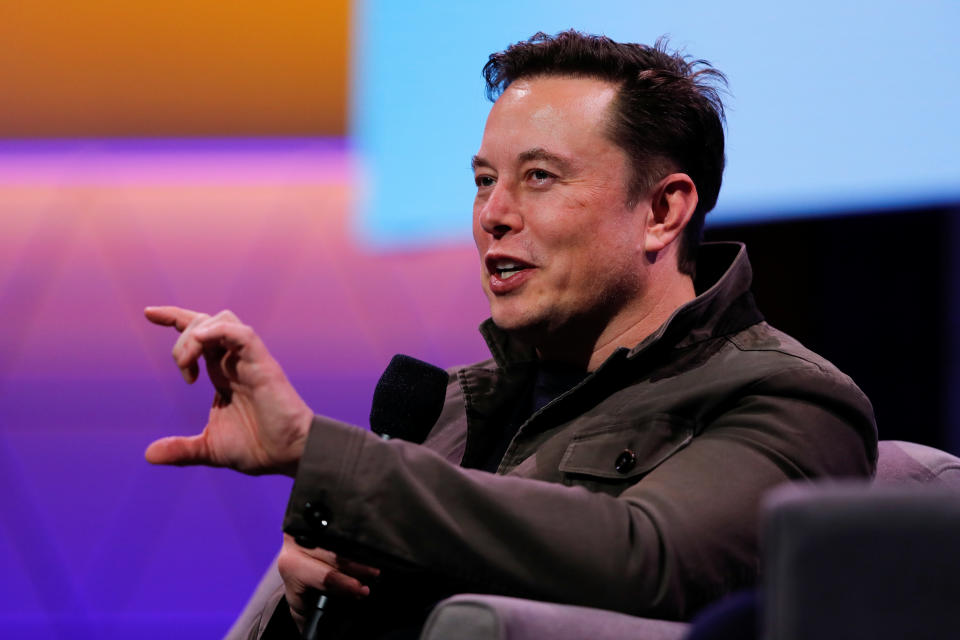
[144,306,313,476]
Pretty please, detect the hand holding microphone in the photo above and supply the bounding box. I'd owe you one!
[298,354,449,639]
[277,533,381,635]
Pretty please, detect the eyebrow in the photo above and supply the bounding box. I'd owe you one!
[470,147,575,173]
[517,147,574,172]
[471,155,492,172]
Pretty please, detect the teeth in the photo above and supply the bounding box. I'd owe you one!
[490,258,529,280]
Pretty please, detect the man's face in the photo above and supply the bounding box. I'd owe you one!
[472,75,650,343]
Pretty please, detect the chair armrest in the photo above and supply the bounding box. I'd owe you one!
[222,555,285,640]
[420,594,689,640]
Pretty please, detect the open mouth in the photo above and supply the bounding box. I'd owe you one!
[487,257,534,280]
[497,262,526,279]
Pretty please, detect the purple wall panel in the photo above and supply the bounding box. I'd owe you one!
[0,140,490,638]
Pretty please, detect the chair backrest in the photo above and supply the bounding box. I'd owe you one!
[874,439,960,487]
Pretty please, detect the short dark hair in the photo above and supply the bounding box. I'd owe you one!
[482,30,727,276]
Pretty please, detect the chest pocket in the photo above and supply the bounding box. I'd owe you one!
[558,414,695,493]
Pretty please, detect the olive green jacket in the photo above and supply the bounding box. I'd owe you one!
[274,242,876,634]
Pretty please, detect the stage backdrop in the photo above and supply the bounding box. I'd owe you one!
[0,138,491,638]
[1,1,958,638]
[353,0,960,246]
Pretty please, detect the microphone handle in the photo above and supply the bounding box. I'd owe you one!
[301,434,390,640]
[301,354,446,638]
[302,594,329,640]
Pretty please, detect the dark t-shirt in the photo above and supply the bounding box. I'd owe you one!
[473,362,587,473]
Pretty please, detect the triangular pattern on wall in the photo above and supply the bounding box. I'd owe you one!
[0,143,490,639]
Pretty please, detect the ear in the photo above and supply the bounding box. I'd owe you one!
[644,173,698,254]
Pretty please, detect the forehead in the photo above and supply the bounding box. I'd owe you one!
[480,75,620,152]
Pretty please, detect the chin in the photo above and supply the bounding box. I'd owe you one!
[490,306,551,340]
[490,313,527,332]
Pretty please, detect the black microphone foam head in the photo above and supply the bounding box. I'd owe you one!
[369,354,449,443]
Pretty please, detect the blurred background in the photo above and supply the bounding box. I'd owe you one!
[1,1,957,637]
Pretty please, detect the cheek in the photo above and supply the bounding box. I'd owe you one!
[531,203,581,248]
[544,188,619,241]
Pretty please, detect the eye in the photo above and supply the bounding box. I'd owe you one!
[475,175,496,188]
[527,169,554,185]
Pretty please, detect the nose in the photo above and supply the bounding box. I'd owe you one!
[477,183,523,240]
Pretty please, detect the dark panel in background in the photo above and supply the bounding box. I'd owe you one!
[706,207,958,453]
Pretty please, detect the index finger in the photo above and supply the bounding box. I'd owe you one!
[144,306,201,332]
[283,534,380,579]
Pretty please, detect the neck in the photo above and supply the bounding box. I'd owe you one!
[535,267,696,372]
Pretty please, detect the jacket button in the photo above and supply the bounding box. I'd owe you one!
[615,449,637,474]
[303,501,331,529]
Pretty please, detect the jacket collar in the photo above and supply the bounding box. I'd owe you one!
[478,242,763,370]
[628,241,763,355]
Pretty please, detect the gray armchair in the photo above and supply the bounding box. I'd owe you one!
[762,483,960,640]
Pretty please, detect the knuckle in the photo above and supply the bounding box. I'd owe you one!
[319,568,339,588]
[276,548,297,578]
[215,308,238,322]
[307,547,335,564]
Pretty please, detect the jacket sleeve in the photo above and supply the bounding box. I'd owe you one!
[281,366,876,621]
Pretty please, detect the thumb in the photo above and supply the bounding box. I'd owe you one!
[145,434,212,466]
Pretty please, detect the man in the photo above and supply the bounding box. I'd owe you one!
[145,31,876,638]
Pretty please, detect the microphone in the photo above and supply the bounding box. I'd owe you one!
[302,354,449,640]
[369,354,450,444]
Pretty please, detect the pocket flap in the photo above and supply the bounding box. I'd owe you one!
[559,414,695,480]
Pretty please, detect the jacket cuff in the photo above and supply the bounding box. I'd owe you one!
[282,415,370,550]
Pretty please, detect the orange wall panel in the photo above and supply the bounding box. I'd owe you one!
[1,0,348,137]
